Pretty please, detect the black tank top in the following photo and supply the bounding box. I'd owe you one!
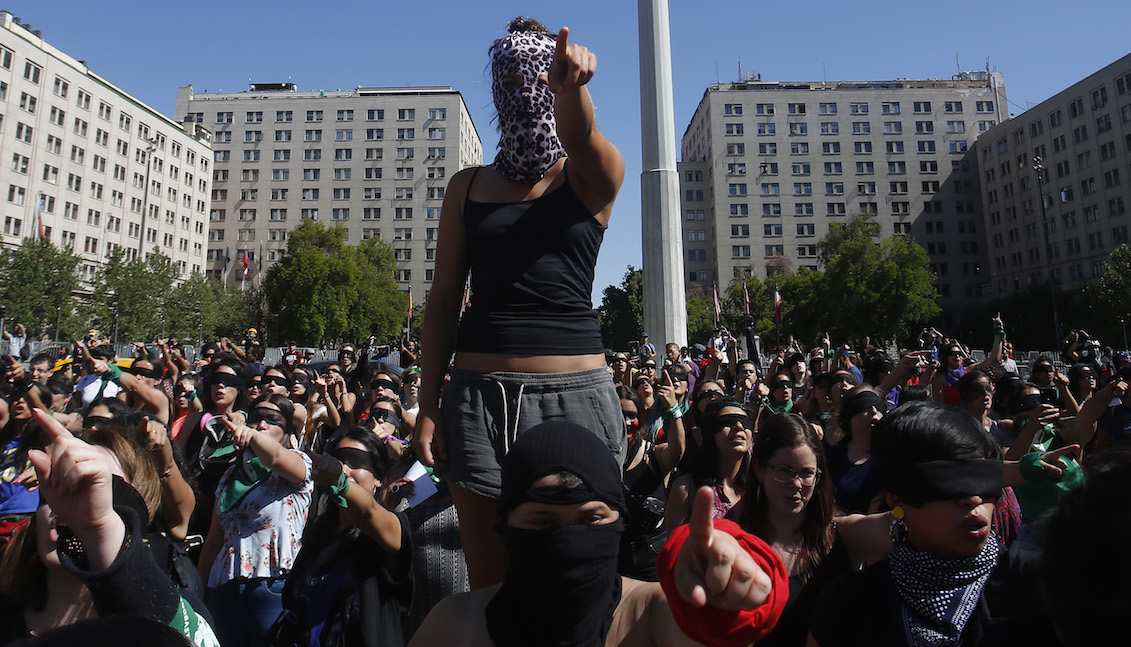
[455,166,606,355]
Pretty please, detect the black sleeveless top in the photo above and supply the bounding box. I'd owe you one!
[455,166,606,355]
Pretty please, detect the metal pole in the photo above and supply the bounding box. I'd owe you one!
[55,306,60,342]
[113,309,119,347]
[1033,156,1062,351]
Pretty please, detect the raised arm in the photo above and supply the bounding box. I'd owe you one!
[550,27,625,223]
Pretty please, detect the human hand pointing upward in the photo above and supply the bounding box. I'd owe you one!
[548,27,596,93]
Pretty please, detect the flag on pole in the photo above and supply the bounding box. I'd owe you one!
[712,284,722,321]
[407,286,413,323]
[258,240,263,272]
[36,196,46,241]
[774,288,783,323]
[224,246,231,272]
[462,279,472,310]
[743,282,750,318]
[242,250,249,278]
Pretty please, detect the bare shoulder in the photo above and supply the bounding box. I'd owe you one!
[610,578,704,647]
[409,587,495,647]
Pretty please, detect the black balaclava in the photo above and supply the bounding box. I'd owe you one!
[486,421,626,647]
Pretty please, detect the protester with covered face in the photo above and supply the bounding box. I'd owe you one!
[410,421,788,647]
[414,17,627,588]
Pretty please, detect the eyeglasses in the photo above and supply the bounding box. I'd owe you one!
[768,464,821,486]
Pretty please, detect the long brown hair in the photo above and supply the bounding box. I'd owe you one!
[740,413,835,583]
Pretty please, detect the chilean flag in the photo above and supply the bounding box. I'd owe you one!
[774,289,782,322]
[242,250,249,278]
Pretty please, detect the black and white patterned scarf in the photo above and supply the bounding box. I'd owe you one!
[888,533,1000,646]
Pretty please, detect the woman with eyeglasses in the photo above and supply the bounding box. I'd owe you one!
[665,397,752,532]
[196,394,314,647]
[271,426,412,647]
[735,413,878,647]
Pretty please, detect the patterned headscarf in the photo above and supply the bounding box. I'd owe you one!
[489,27,566,183]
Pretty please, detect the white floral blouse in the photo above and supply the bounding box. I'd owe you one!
[207,450,313,588]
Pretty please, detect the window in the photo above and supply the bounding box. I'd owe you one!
[307,110,324,122]
[915,121,934,134]
[333,188,351,200]
[790,162,810,175]
[884,121,902,134]
[890,181,909,194]
[23,61,42,84]
[756,103,775,115]
[818,102,837,115]
[428,127,446,139]
[758,163,778,175]
[429,108,447,120]
[946,121,965,133]
[305,129,323,142]
[336,129,353,141]
[824,182,844,195]
[728,143,747,155]
[398,109,416,121]
[427,147,444,159]
[918,140,936,153]
[332,208,350,220]
[820,122,839,135]
[757,123,776,135]
[793,182,812,195]
[734,224,753,237]
[724,103,743,115]
[363,208,381,220]
[788,103,806,115]
[732,246,752,258]
[16,122,33,143]
[726,123,745,135]
[823,142,841,154]
[795,203,814,216]
[245,111,263,123]
[337,109,354,121]
[824,162,843,174]
[790,143,809,155]
[826,203,846,216]
[275,130,292,141]
[948,140,968,153]
[243,150,261,162]
[7,185,26,205]
[19,92,37,113]
[761,183,780,196]
[759,203,778,216]
[789,122,807,135]
[854,142,872,154]
[273,149,291,161]
[797,223,815,237]
[855,162,874,174]
[944,101,963,113]
[915,161,932,173]
[302,189,320,200]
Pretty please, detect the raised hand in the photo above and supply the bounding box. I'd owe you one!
[548,27,596,94]
[673,486,773,610]
[1038,443,1082,479]
[26,409,125,569]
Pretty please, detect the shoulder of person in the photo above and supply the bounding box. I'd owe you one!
[410,586,494,647]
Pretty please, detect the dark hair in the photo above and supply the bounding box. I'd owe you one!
[328,426,391,481]
[691,398,752,491]
[957,368,993,404]
[1005,381,1042,415]
[254,393,296,434]
[1042,444,1131,645]
[898,385,931,403]
[871,400,1002,499]
[88,344,116,361]
[84,396,132,424]
[1066,363,1097,401]
[202,359,251,414]
[29,352,53,368]
[616,385,644,417]
[740,414,834,584]
[837,385,884,443]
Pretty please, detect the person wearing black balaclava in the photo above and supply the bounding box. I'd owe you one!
[409,420,790,647]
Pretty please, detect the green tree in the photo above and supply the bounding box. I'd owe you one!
[164,274,255,343]
[88,247,178,344]
[0,237,83,340]
[597,266,643,350]
[262,220,406,345]
[815,215,940,345]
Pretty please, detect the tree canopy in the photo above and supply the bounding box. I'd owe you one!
[597,266,643,350]
[262,220,407,345]
[0,237,82,340]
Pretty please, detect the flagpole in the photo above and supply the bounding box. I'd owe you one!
[774,282,781,352]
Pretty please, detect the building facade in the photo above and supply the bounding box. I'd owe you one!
[679,72,1007,323]
[0,12,213,284]
[174,84,482,301]
[977,54,1131,296]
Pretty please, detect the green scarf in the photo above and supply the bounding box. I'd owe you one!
[218,446,273,514]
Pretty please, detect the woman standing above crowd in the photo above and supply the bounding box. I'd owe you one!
[414,17,626,588]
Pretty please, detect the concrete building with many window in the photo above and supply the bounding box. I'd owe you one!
[977,53,1131,297]
[679,71,1006,324]
[174,84,482,301]
[0,12,213,284]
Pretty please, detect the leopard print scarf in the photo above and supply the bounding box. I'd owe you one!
[489,29,566,184]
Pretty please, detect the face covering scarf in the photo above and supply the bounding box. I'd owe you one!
[489,28,566,184]
[889,533,1000,647]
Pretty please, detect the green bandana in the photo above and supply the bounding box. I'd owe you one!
[320,471,351,508]
[218,447,272,514]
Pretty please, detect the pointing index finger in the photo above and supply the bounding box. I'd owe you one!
[689,485,716,553]
[556,26,570,54]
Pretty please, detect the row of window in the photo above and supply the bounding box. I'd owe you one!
[724,100,992,116]
[725,139,974,156]
[213,166,447,182]
[219,127,447,142]
[213,147,446,162]
[725,121,982,136]
[195,108,445,124]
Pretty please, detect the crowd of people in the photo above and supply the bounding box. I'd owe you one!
[1,15,1130,647]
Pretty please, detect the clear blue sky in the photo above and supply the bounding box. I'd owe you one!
[15,0,1130,304]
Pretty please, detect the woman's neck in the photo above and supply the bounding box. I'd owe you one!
[718,453,743,484]
[846,431,871,461]
[25,569,96,635]
[763,506,806,545]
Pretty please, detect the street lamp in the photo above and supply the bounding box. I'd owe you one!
[1032,156,1062,351]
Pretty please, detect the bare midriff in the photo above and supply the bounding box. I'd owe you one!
[452,352,606,374]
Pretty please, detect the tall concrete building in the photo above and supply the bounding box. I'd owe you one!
[977,53,1131,296]
[679,72,1006,325]
[0,12,213,284]
[175,84,482,301]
